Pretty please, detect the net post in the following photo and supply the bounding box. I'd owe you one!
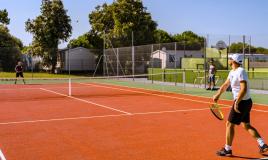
[174,71,177,86]
[163,69,166,82]
[68,78,71,96]
[183,70,186,90]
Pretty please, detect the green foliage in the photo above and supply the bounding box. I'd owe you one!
[25,0,72,72]
[255,47,268,54]
[229,42,268,55]
[173,31,205,50]
[89,0,157,47]
[153,29,174,43]
[0,9,22,71]
[229,42,244,53]
[68,31,103,50]
[0,9,10,25]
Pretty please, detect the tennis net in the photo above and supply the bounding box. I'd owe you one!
[0,72,186,101]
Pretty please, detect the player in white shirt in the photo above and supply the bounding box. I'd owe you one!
[213,54,268,156]
[207,59,216,90]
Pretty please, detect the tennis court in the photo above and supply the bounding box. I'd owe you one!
[0,76,268,160]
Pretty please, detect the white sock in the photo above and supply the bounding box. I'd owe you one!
[257,138,265,147]
[225,144,232,151]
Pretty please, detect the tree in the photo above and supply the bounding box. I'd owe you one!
[0,27,22,71]
[255,47,268,54]
[153,29,174,43]
[68,31,103,50]
[229,42,257,53]
[0,9,23,71]
[89,0,157,47]
[0,9,10,25]
[173,31,205,50]
[25,0,72,72]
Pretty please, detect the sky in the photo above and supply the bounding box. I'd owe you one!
[1,0,268,48]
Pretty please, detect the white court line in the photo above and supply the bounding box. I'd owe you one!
[252,109,268,113]
[0,106,230,125]
[79,83,268,113]
[0,149,6,160]
[0,114,126,125]
[40,88,131,115]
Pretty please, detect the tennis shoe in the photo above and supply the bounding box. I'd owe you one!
[259,144,268,154]
[216,148,232,157]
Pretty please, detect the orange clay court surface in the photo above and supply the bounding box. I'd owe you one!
[0,82,267,160]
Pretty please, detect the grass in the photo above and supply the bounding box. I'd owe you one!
[0,72,89,78]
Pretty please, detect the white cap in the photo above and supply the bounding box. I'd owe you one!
[230,54,243,64]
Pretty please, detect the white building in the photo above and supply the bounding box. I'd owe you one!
[151,48,204,69]
[59,47,97,71]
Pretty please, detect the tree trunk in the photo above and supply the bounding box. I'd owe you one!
[50,47,58,74]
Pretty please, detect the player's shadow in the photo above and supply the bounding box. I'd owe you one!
[231,154,268,159]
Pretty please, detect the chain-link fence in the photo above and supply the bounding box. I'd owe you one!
[104,41,205,76]
[103,33,268,90]
[0,46,101,76]
[1,33,268,90]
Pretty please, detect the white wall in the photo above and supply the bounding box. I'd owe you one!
[151,50,204,69]
[151,50,167,69]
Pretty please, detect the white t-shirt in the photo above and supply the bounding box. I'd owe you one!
[227,67,251,100]
[209,65,216,76]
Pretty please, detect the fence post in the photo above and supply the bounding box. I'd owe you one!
[174,42,177,69]
[204,34,208,89]
[132,31,135,80]
[117,48,119,76]
[227,35,230,70]
[151,44,154,84]
[243,35,246,68]
[103,32,106,76]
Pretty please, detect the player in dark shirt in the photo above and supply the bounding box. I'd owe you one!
[15,61,26,84]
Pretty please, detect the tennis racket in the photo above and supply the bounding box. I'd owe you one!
[210,103,224,120]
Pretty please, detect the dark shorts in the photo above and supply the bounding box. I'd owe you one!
[228,98,252,125]
[16,72,24,78]
[208,75,215,83]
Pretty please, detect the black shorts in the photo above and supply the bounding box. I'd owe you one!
[16,72,24,78]
[228,98,252,125]
[208,75,215,83]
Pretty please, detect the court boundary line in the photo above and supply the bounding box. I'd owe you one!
[40,88,132,115]
[0,106,231,125]
[78,81,268,107]
[0,149,6,160]
[78,82,268,112]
